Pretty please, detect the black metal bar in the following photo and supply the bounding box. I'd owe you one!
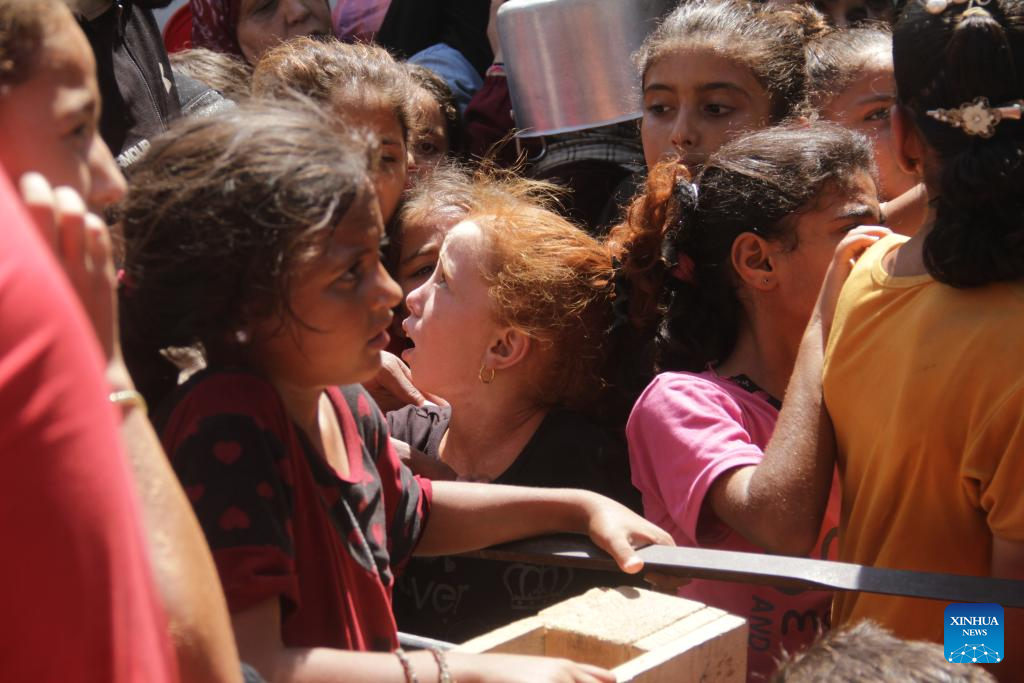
[463,535,1024,607]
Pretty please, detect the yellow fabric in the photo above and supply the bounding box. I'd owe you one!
[823,234,1024,642]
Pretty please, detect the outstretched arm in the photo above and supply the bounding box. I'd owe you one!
[232,597,616,683]
[417,482,674,573]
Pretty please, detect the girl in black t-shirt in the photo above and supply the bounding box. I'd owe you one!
[393,191,642,640]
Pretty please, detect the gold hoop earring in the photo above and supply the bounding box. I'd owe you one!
[478,364,495,384]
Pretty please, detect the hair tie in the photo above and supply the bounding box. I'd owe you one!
[663,178,699,285]
[117,268,136,293]
[670,253,697,284]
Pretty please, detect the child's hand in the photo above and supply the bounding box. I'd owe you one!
[815,225,891,337]
[449,652,616,683]
[19,172,119,362]
[581,493,674,574]
[364,351,448,412]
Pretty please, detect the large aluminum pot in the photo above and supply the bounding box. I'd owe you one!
[497,0,675,138]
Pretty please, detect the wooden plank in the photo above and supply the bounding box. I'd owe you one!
[536,585,707,645]
[456,587,748,681]
[614,613,747,683]
[456,617,546,656]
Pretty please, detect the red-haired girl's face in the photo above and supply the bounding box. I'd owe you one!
[641,48,772,172]
[401,221,502,400]
[236,0,332,64]
[248,185,402,389]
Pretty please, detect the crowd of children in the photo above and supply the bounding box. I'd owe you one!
[1,0,1022,681]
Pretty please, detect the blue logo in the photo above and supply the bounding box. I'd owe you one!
[944,603,1003,664]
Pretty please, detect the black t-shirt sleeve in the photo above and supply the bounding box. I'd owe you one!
[343,386,432,573]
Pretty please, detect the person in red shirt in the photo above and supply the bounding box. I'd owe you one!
[0,165,177,682]
[0,3,243,680]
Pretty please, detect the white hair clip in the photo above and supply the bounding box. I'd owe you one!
[926,97,1023,138]
[922,0,988,15]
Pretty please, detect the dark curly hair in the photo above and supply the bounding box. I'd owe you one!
[608,122,875,373]
[893,0,1024,287]
[118,100,372,406]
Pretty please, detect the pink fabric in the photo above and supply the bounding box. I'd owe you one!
[627,371,841,682]
[332,0,390,42]
[191,0,243,55]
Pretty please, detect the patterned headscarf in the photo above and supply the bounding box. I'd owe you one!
[191,0,244,56]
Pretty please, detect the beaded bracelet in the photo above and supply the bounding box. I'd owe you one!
[428,647,454,683]
[394,648,419,683]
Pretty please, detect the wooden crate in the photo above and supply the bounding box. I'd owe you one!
[456,586,747,682]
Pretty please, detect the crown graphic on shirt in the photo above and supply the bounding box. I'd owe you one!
[502,563,574,610]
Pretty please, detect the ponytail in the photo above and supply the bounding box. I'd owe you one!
[894,0,1024,287]
[610,122,876,374]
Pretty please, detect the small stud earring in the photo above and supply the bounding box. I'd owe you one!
[235,329,250,344]
[762,278,770,286]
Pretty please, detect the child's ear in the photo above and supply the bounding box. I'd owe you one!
[483,326,532,371]
[891,105,925,177]
[731,232,776,292]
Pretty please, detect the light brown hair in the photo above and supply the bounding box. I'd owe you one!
[772,621,996,682]
[251,36,417,139]
[169,47,253,102]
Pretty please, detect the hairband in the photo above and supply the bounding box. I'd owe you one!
[926,97,1023,138]
[665,179,699,285]
[670,253,697,284]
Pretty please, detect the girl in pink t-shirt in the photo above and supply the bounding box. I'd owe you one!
[611,123,890,681]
